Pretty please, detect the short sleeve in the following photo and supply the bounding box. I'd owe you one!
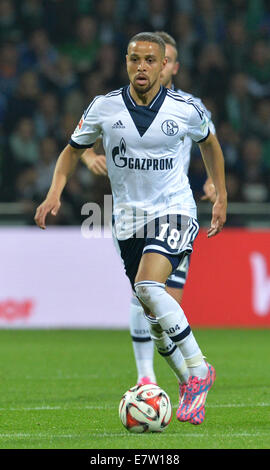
[69,96,103,149]
[208,119,216,135]
[186,103,210,143]
[193,97,216,136]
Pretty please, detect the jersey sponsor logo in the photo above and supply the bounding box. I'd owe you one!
[112,138,173,170]
[112,138,127,167]
[112,120,125,129]
[161,120,179,136]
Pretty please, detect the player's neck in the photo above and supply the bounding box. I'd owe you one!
[129,82,162,106]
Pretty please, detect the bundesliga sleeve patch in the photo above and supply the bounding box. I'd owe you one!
[73,116,84,136]
[200,117,208,134]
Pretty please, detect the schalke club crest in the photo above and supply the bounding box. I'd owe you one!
[161,120,179,136]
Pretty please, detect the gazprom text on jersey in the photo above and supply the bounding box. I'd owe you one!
[114,156,174,170]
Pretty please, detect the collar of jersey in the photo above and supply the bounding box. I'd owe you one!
[122,85,167,137]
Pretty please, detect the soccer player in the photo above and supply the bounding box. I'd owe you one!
[81,32,217,391]
[34,33,227,425]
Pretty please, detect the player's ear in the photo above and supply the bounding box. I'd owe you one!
[173,61,180,76]
[161,56,168,70]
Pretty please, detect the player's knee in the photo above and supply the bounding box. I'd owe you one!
[134,283,152,304]
[134,281,165,310]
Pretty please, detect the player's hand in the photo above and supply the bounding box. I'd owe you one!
[201,178,216,203]
[207,197,227,238]
[89,155,107,176]
[34,196,61,229]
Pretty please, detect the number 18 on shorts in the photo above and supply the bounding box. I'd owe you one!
[143,214,199,260]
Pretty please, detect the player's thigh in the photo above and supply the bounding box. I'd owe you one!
[135,252,173,284]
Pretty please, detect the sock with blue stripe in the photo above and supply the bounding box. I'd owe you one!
[135,280,208,380]
[149,322,189,383]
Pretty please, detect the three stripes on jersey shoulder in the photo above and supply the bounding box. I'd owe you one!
[83,88,204,121]
[167,89,204,119]
[83,89,122,118]
[105,88,123,98]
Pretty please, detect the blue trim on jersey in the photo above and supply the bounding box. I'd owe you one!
[83,90,122,120]
[83,95,103,119]
[167,89,204,119]
[171,84,213,121]
[122,85,167,137]
[105,88,123,98]
[69,139,94,149]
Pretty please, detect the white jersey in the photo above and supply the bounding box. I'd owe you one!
[70,85,210,240]
[174,87,216,175]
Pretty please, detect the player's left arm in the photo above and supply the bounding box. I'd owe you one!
[199,132,227,238]
[201,122,216,203]
[200,113,217,203]
[201,176,216,203]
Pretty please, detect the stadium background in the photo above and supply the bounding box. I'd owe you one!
[0,0,270,328]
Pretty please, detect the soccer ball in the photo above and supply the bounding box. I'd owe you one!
[119,384,172,433]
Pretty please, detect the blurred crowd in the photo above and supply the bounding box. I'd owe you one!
[0,0,270,225]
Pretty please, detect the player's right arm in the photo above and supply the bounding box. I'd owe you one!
[34,144,85,229]
[81,139,107,176]
[35,96,103,229]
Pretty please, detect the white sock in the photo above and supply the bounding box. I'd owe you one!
[129,296,156,383]
[149,322,189,384]
[135,281,208,380]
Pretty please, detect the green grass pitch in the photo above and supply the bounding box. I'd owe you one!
[0,329,269,449]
